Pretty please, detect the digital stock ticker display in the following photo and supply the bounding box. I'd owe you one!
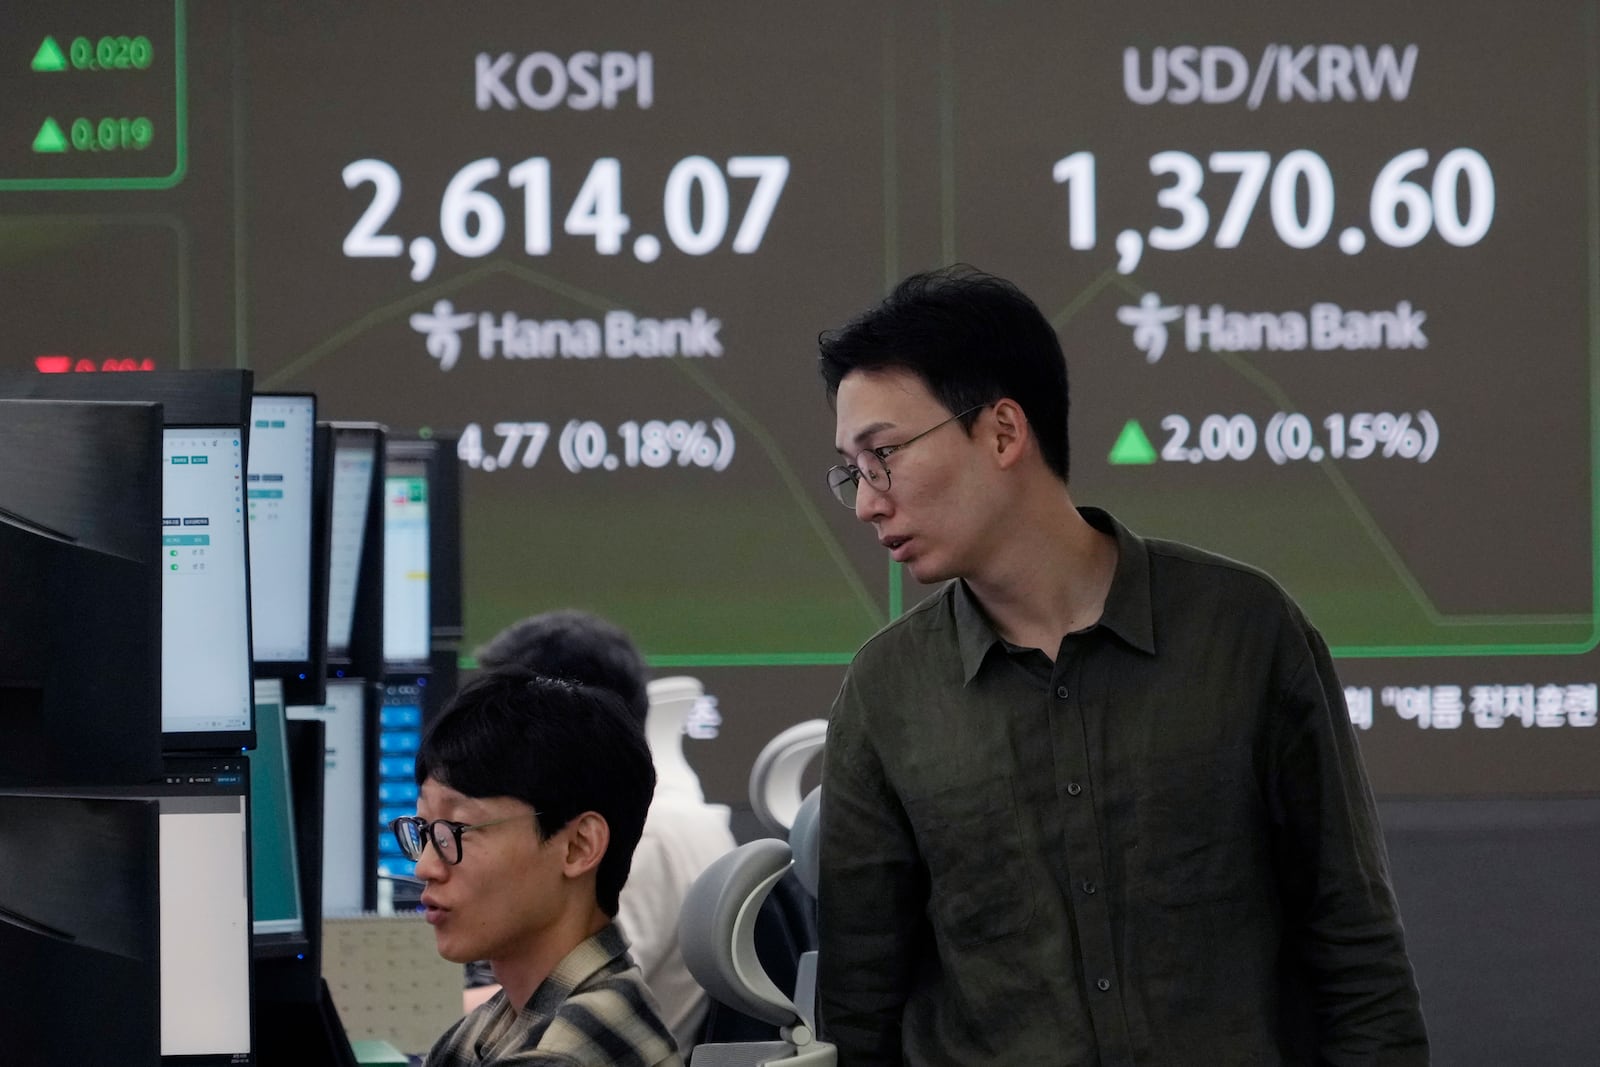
[3,2,1596,797]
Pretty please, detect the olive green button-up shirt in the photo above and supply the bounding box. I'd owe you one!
[818,508,1427,1066]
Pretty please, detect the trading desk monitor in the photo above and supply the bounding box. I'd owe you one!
[156,758,255,1064]
[249,394,325,704]
[288,677,374,914]
[0,398,162,787]
[22,759,257,1064]
[0,793,161,1064]
[162,427,254,741]
[326,423,384,676]
[0,370,257,751]
[383,456,431,664]
[249,678,306,951]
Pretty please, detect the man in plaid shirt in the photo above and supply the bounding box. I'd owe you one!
[398,668,682,1066]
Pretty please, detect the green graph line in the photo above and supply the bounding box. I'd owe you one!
[882,6,901,293]
[1090,258,1597,653]
[939,1,957,264]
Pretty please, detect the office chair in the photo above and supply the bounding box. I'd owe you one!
[748,720,826,837]
[678,838,836,1066]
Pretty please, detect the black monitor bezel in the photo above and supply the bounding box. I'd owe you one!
[248,393,327,707]
[248,677,312,960]
[0,370,258,753]
[0,398,165,786]
[383,434,463,670]
[323,422,386,685]
[22,755,258,1065]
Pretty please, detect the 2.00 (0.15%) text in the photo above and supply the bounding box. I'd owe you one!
[1123,411,1440,466]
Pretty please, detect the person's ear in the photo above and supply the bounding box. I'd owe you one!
[989,399,1031,470]
[560,811,610,880]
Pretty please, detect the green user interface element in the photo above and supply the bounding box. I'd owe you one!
[1,1,185,188]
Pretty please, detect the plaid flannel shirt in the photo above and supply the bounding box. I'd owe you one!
[425,924,682,1067]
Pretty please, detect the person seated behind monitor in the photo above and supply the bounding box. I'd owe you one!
[472,611,738,1054]
[398,667,682,1066]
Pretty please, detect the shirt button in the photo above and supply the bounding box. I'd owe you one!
[1055,685,1069,699]
[1096,978,1111,992]
[1066,782,1082,796]
[1082,880,1097,895]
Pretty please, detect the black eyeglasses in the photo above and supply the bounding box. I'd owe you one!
[388,811,539,866]
[826,405,987,508]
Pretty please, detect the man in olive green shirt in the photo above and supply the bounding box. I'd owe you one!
[815,267,1427,1065]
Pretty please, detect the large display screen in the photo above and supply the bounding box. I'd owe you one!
[3,1,1596,796]
[246,395,315,662]
[161,426,252,735]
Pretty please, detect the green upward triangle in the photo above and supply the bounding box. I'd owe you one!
[33,117,68,153]
[1108,419,1158,465]
[32,37,68,72]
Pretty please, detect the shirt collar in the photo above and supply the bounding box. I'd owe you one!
[525,923,631,1016]
[953,506,1156,683]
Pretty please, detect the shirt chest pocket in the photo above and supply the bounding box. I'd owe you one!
[902,777,1036,947]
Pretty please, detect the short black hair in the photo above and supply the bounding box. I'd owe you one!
[818,265,1071,481]
[415,667,655,917]
[474,610,650,727]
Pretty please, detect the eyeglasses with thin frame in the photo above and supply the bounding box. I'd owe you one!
[826,404,988,509]
[388,811,540,866]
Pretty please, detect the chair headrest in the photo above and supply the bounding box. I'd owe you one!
[678,838,799,1028]
[788,787,822,900]
[748,720,827,836]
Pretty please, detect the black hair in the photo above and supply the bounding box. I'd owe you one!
[415,667,655,917]
[817,264,1071,482]
[474,610,650,727]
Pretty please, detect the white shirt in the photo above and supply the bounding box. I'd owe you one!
[616,770,738,1055]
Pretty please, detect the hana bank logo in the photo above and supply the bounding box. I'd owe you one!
[1116,293,1183,363]
[409,300,476,371]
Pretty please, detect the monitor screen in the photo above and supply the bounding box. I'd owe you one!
[327,437,377,659]
[158,786,253,1060]
[249,677,304,942]
[288,678,369,916]
[382,460,430,663]
[376,677,426,894]
[248,395,316,662]
[161,427,253,736]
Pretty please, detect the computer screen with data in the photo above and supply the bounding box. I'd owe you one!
[288,678,370,915]
[382,460,431,664]
[162,427,253,739]
[248,395,316,663]
[327,435,377,660]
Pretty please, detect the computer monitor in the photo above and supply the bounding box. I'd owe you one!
[0,792,162,1064]
[377,674,428,906]
[157,756,255,1064]
[249,394,326,705]
[386,435,463,653]
[249,677,306,953]
[326,422,385,680]
[163,426,254,741]
[0,370,258,751]
[383,454,432,664]
[0,398,163,786]
[20,757,256,1064]
[288,677,375,915]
